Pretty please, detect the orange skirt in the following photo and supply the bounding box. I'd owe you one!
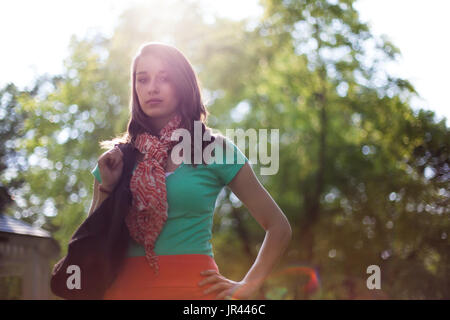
[103,254,220,300]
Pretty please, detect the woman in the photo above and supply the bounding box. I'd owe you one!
[88,42,292,300]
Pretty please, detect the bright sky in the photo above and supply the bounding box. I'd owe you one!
[354,0,450,125]
[0,0,448,125]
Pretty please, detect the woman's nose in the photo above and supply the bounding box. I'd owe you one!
[148,78,160,93]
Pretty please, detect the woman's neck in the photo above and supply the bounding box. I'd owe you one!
[147,112,177,133]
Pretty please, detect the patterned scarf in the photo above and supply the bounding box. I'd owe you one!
[125,113,182,274]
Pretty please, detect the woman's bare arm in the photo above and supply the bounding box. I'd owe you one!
[87,146,124,217]
[227,162,292,289]
[199,162,292,299]
[87,179,109,217]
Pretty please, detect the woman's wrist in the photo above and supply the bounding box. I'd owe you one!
[240,276,264,291]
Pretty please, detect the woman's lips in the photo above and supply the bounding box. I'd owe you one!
[147,99,163,105]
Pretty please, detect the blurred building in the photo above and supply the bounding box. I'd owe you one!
[0,213,59,299]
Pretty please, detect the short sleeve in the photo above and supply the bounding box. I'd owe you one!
[210,136,248,185]
[91,163,102,184]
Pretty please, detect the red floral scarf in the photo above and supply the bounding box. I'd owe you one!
[125,113,182,274]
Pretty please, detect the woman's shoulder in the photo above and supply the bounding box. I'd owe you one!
[200,129,248,185]
[206,130,234,150]
[201,130,230,160]
[203,129,247,165]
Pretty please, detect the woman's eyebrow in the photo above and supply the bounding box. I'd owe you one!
[136,70,167,75]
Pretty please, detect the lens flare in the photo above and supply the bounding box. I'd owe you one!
[271,264,321,295]
[227,264,321,300]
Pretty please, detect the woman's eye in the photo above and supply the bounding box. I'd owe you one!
[137,76,167,84]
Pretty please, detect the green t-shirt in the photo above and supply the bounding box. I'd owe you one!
[91,137,248,257]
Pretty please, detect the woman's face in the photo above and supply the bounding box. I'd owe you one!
[135,54,179,127]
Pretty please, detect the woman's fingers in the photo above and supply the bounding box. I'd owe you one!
[100,147,123,170]
[203,282,230,295]
[200,269,217,275]
[107,156,115,169]
[109,148,119,166]
[114,146,124,158]
[100,153,112,166]
[112,155,123,170]
[198,274,221,286]
[198,269,238,297]
[98,147,124,189]
[112,147,123,169]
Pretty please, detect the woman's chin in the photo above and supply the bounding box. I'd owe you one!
[144,112,177,121]
[143,109,164,118]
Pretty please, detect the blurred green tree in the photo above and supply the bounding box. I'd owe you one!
[0,83,28,214]
[229,0,449,299]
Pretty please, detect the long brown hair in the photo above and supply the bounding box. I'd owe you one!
[101,42,216,167]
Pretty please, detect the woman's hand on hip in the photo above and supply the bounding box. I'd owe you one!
[98,146,124,191]
[198,269,260,300]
